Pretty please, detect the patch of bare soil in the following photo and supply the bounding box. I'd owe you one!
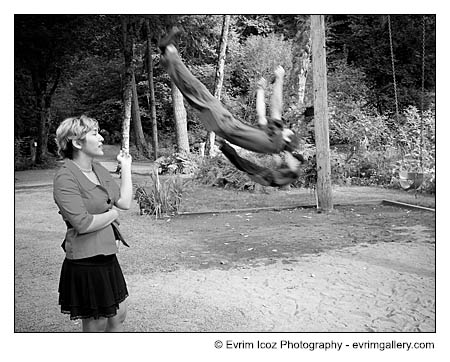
[118,203,434,273]
[117,203,435,332]
[14,172,435,332]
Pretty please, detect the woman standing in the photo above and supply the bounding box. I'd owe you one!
[53,115,132,332]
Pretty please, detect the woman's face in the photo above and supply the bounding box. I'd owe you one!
[79,127,104,157]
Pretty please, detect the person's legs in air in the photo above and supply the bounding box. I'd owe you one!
[159,26,181,53]
[256,77,268,127]
[270,66,294,144]
[268,66,292,166]
[256,75,283,167]
[270,66,284,121]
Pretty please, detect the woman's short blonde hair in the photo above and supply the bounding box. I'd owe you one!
[55,115,99,159]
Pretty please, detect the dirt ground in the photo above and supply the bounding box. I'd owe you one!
[117,203,434,332]
[14,147,436,332]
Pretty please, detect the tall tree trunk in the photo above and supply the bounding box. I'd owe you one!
[311,15,333,211]
[297,47,311,106]
[291,17,311,107]
[145,19,159,160]
[121,16,134,154]
[171,80,190,155]
[131,73,150,158]
[35,92,47,164]
[205,15,231,156]
[33,69,60,164]
[122,77,132,154]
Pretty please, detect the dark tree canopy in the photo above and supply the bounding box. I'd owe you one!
[14,14,435,161]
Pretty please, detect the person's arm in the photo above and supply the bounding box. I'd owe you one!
[83,209,119,233]
[54,172,119,234]
[115,150,133,210]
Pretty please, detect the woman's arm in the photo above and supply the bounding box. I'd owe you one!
[83,209,119,233]
[115,151,133,210]
[54,172,119,234]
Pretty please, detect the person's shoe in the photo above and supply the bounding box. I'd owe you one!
[284,151,301,172]
[274,65,285,79]
[291,152,306,164]
[215,138,225,148]
[159,26,182,53]
[269,66,285,84]
[281,129,300,151]
[257,77,267,90]
[281,128,294,142]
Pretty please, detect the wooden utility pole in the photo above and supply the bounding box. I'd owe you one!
[311,15,333,211]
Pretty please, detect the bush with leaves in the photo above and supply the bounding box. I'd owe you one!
[392,106,435,193]
[194,150,282,191]
[15,138,31,171]
[344,150,397,187]
[156,152,201,175]
[395,106,435,173]
[225,33,293,124]
[134,171,186,218]
[194,153,255,191]
[292,146,354,189]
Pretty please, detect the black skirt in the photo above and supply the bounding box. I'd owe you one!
[58,254,128,320]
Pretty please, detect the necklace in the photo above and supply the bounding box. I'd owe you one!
[73,161,93,173]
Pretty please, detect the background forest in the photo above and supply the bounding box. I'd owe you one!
[14,14,436,193]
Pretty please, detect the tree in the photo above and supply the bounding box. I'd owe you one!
[14,15,435,171]
[15,15,86,163]
[120,15,152,157]
[326,15,435,114]
[205,15,231,156]
[120,15,134,154]
[131,73,151,157]
[290,17,311,106]
[227,33,293,124]
[171,81,190,154]
[144,18,159,160]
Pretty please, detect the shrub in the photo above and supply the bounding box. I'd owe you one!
[156,153,201,175]
[293,144,400,189]
[194,150,279,191]
[292,146,350,189]
[128,144,152,162]
[14,137,59,171]
[134,171,186,218]
[15,138,30,171]
[396,106,435,173]
[388,106,435,193]
[194,153,256,191]
[420,172,436,194]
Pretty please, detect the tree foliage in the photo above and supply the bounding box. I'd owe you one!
[15,14,435,182]
[327,15,435,113]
